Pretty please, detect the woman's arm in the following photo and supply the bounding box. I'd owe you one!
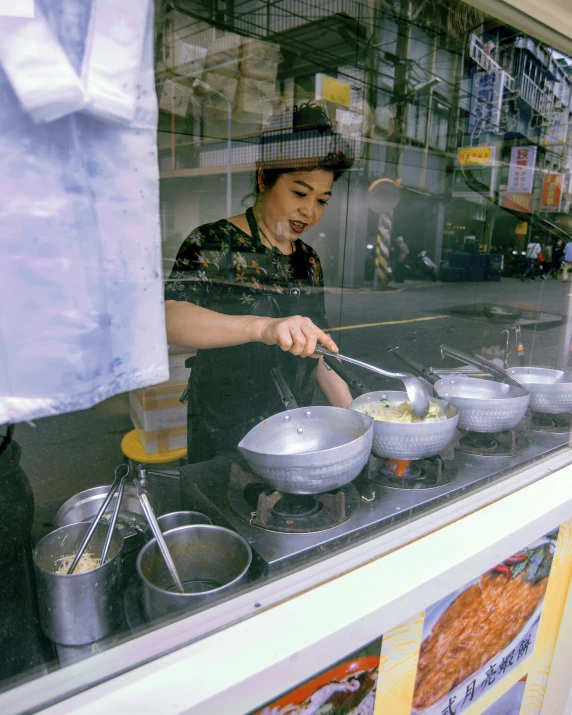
[316,358,353,408]
[165,300,339,357]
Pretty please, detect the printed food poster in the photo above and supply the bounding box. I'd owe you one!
[253,638,383,715]
[249,520,572,715]
[411,534,556,715]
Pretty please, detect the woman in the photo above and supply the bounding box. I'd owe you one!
[165,103,353,463]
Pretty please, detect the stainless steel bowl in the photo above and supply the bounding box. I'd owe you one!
[55,484,158,549]
[434,376,530,432]
[137,525,252,621]
[349,391,459,460]
[156,511,212,532]
[507,367,572,414]
[238,406,374,494]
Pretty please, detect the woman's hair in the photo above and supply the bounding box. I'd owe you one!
[252,101,354,195]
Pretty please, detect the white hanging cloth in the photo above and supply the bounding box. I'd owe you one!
[0,0,168,424]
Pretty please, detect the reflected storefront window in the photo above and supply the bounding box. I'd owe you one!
[3,0,572,709]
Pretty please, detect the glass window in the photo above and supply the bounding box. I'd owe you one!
[4,0,572,708]
[429,97,450,149]
[406,100,429,144]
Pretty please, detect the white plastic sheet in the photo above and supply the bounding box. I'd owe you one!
[0,0,168,425]
[0,8,86,123]
[81,0,149,124]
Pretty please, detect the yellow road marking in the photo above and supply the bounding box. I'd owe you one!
[326,314,449,333]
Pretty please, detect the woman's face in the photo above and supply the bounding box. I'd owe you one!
[258,169,334,243]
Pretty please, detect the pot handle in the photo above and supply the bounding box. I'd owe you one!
[270,368,299,410]
[317,353,372,397]
[440,344,526,390]
[386,345,440,385]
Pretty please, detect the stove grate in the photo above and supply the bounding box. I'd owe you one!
[455,429,530,457]
[227,462,359,533]
[366,452,457,490]
[529,411,572,435]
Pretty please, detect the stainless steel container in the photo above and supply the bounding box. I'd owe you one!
[156,511,212,532]
[33,522,123,645]
[55,484,158,550]
[137,525,252,621]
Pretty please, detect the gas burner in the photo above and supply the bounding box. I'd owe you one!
[243,484,322,519]
[459,433,500,454]
[228,463,359,533]
[529,411,572,434]
[380,460,424,481]
[455,429,530,457]
[365,454,457,490]
[272,493,321,519]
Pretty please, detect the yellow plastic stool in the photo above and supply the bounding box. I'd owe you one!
[121,429,187,472]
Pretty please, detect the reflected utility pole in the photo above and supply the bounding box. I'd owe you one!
[372,0,410,290]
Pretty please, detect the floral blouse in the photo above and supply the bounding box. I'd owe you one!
[165,215,326,318]
[165,212,330,462]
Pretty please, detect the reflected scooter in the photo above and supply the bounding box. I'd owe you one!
[404,250,439,281]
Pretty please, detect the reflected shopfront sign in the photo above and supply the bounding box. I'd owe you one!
[507,146,537,194]
[454,146,497,199]
[469,71,504,136]
[457,146,495,166]
[540,173,564,211]
[501,192,535,213]
[315,73,351,109]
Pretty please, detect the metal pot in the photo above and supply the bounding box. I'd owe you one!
[433,376,530,432]
[349,391,458,459]
[435,346,572,418]
[137,525,252,621]
[388,346,530,433]
[507,367,572,414]
[33,522,123,645]
[56,484,158,550]
[141,511,212,538]
[238,406,373,494]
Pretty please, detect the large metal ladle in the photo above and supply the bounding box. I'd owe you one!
[133,472,185,595]
[315,345,430,419]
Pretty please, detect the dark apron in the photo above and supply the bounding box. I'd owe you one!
[182,209,318,464]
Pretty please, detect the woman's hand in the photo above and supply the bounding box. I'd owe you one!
[257,315,338,358]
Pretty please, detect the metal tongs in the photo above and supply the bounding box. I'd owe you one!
[316,345,431,419]
[67,464,129,574]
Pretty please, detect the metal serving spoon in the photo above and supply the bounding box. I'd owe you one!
[133,472,185,595]
[316,345,430,419]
